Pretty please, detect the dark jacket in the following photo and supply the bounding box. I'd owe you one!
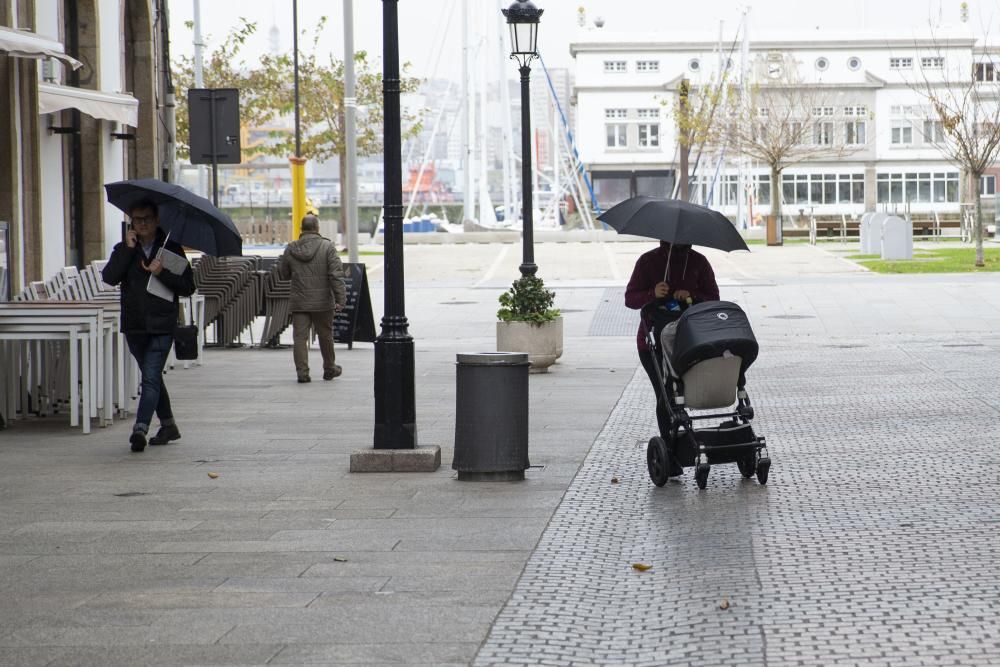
[277,232,347,312]
[625,244,720,351]
[101,228,196,334]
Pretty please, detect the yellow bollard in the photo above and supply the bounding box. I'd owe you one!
[289,156,308,240]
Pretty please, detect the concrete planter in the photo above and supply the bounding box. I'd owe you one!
[496,317,563,373]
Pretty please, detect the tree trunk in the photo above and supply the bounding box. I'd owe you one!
[679,142,689,201]
[974,170,985,267]
[770,164,782,229]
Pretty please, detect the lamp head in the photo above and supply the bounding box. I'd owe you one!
[502,1,543,68]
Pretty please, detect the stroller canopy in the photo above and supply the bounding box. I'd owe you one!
[673,301,758,377]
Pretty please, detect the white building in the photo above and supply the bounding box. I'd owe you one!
[1,0,170,299]
[570,28,1000,223]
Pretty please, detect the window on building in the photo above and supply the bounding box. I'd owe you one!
[636,60,660,73]
[785,121,803,143]
[692,174,771,207]
[814,121,834,145]
[844,105,868,117]
[980,174,996,196]
[781,173,865,205]
[603,60,627,73]
[974,61,998,82]
[605,108,627,148]
[845,120,866,145]
[876,172,959,203]
[592,173,632,208]
[636,108,660,148]
[890,57,913,69]
[923,119,945,143]
[891,123,913,145]
[812,106,835,117]
[921,56,945,69]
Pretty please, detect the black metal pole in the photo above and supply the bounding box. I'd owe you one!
[293,0,301,157]
[519,65,537,277]
[373,0,417,449]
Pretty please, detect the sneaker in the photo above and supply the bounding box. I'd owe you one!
[149,424,181,446]
[297,375,311,383]
[129,431,147,453]
[323,366,343,381]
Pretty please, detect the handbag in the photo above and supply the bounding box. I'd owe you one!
[173,296,199,361]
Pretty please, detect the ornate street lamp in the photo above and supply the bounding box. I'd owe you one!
[374,0,416,449]
[502,0,543,277]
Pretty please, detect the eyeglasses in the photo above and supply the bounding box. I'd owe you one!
[131,216,156,224]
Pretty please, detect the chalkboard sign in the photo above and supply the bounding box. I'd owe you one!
[334,263,376,348]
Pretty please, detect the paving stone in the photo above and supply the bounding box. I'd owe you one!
[474,332,1000,665]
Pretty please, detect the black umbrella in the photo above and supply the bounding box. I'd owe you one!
[104,179,242,256]
[597,196,749,252]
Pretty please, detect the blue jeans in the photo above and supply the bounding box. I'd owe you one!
[125,333,175,433]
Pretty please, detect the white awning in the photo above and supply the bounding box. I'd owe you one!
[38,83,139,126]
[0,26,82,70]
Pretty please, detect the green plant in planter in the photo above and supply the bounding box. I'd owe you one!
[497,276,561,324]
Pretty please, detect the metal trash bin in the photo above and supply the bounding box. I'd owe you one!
[453,352,530,481]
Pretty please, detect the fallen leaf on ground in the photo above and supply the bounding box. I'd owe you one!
[720,598,730,609]
[207,472,219,479]
[631,563,652,572]
[611,477,620,484]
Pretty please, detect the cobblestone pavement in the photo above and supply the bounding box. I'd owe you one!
[475,331,1000,666]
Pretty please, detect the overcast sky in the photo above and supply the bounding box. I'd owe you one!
[169,0,1000,82]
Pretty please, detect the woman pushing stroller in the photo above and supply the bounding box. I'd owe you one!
[625,241,719,476]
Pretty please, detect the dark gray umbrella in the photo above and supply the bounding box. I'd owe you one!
[597,196,749,252]
[104,179,242,256]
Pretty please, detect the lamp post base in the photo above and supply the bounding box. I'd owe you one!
[350,445,440,473]
[373,338,417,449]
[518,262,538,277]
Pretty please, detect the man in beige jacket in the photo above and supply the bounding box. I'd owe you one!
[277,215,348,383]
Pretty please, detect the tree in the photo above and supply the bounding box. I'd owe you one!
[173,18,424,227]
[248,21,423,236]
[665,71,731,202]
[728,70,860,225]
[907,42,1000,267]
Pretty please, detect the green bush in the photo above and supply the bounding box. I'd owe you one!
[497,276,560,324]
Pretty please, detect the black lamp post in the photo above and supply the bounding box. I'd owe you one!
[502,0,543,278]
[373,0,417,449]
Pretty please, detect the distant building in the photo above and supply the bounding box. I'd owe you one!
[1,0,171,297]
[570,28,1000,220]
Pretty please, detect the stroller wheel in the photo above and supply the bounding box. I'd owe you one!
[695,461,710,490]
[756,457,771,485]
[646,437,670,487]
[737,455,756,479]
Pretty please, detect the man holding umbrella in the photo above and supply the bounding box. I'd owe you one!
[102,200,196,452]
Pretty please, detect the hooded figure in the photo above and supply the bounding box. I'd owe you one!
[624,241,720,476]
[277,215,347,382]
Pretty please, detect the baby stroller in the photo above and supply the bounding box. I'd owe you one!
[641,299,770,490]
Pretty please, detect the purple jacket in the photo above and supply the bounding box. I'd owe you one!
[624,245,720,351]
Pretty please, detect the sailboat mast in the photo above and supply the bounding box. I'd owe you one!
[478,3,493,225]
[737,7,750,229]
[497,0,514,225]
[462,0,473,224]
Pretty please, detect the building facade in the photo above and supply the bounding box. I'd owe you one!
[1,0,171,299]
[570,28,1000,223]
